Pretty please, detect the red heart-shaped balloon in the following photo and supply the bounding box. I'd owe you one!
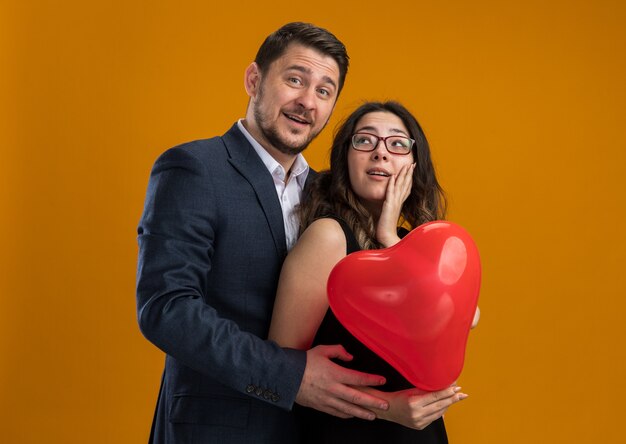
[327,221,481,391]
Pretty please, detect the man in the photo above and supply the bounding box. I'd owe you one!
[136,22,390,443]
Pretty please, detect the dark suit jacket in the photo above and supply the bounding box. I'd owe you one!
[136,124,312,443]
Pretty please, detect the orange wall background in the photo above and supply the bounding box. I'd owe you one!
[2,1,625,442]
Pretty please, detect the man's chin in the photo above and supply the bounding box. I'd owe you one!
[275,143,308,156]
[262,126,317,155]
[273,135,312,155]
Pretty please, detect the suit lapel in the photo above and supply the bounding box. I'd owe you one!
[222,124,288,258]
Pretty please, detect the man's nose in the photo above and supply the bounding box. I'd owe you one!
[296,87,316,110]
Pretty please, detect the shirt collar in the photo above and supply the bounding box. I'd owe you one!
[237,119,309,184]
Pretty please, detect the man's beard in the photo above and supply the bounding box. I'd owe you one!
[253,83,325,156]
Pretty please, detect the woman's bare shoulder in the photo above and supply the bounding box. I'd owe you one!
[300,217,346,245]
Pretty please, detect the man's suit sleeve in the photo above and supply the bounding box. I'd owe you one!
[136,146,306,410]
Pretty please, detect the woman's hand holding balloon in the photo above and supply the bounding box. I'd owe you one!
[471,307,481,329]
[359,385,468,430]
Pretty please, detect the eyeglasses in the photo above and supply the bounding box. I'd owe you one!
[351,132,415,155]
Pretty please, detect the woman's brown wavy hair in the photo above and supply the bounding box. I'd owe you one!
[299,101,446,249]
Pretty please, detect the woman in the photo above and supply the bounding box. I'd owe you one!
[270,101,475,443]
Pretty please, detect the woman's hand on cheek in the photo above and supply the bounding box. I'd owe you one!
[376,163,415,247]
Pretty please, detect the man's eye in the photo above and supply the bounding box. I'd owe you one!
[318,88,329,96]
[288,78,302,85]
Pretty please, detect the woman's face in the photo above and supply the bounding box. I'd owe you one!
[348,111,415,214]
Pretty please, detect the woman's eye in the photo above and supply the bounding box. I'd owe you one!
[391,138,409,148]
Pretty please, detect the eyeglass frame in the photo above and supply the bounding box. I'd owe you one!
[351,132,415,155]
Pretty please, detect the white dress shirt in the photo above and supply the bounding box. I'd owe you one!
[237,120,309,251]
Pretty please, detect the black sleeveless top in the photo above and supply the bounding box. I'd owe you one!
[296,217,448,443]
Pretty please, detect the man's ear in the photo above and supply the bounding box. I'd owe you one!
[244,62,261,99]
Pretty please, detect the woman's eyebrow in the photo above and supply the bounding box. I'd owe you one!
[355,126,409,136]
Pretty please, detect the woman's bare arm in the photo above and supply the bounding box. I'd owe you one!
[269,218,347,349]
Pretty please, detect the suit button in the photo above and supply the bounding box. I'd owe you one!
[263,390,272,400]
[255,387,264,397]
[246,384,255,394]
[271,394,280,402]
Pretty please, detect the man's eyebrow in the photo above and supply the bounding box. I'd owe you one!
[355,126,409,136]
[286,65,337,90]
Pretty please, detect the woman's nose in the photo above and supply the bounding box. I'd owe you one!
[371,139,388,160]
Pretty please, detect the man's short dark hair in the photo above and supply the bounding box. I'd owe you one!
[254,22,349,95]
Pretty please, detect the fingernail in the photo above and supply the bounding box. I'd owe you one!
[380,402,389,410]
[453,387,462,393]
[459,394,469,400]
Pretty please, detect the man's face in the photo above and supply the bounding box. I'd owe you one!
[245,44,341,156]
